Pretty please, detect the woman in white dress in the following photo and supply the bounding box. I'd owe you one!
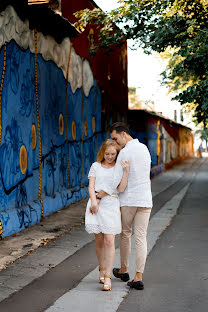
[85,139,129,291]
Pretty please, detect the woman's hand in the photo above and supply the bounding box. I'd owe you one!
[90,202,99,215]
[120,160,130,172]
[117,160,130,193]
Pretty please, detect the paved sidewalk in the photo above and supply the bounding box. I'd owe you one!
[0,197,88,271]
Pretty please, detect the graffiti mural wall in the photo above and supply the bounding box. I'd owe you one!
[0,5,103,237]
[128,110,194,176]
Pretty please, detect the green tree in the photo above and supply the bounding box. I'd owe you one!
[196,126,208,149]
[75,0,208,125]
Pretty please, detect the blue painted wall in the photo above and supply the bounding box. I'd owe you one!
[130,122,160,166]
[0,40,103,237]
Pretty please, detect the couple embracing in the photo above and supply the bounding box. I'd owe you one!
[85,122,152,291]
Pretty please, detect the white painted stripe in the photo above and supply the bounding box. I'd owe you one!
[46,184,190,312]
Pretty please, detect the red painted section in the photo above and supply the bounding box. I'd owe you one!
[61,0,128,120]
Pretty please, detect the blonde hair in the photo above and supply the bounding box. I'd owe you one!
[97,139,120,163]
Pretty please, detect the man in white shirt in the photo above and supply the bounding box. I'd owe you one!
[97,122,152,290]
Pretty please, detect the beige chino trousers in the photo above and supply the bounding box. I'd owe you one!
[120,206,151,273]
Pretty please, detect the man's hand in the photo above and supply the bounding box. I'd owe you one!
[97,190,108,199]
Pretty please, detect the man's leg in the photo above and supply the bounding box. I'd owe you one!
[119,206,137,273]
[133,207,151,281]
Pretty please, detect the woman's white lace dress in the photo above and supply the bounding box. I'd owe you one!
[85,162,121,235]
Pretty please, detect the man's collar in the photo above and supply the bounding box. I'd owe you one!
[125,139,139,147]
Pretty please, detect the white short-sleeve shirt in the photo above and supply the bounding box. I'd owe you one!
[102,139,153,208]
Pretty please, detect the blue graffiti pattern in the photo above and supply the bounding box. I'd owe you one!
[0,40,102,237]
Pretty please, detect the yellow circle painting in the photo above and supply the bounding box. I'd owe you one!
[72,121,76,140]
[92,116,96,133]
[20,145,27,175]
[59,113,64,136]
[32,124,37,150]
[84,120,88,137]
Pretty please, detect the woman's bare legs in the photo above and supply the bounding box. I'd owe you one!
[95,233,105,280]
[104,234,115,289]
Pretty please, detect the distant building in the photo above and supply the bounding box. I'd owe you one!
[129,86,193,129]
[128,109,194,175]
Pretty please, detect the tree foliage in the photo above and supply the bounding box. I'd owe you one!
[75,0,208,125]
[196,126,208,148]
